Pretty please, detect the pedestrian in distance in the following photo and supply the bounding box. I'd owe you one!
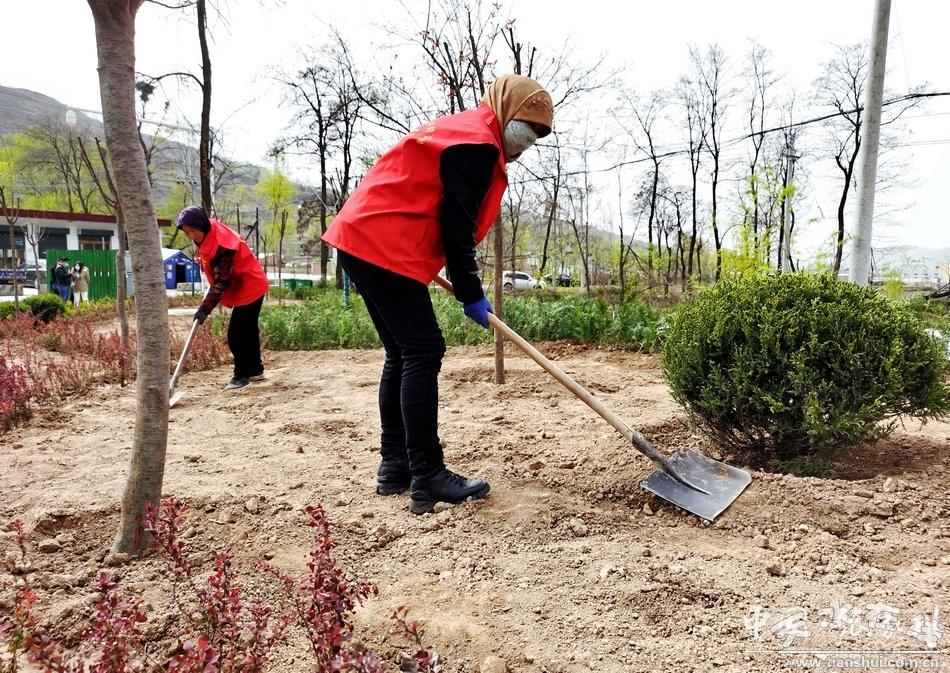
[176,206,270,390]
[71,261,90,306]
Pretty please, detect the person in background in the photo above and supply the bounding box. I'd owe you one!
[71,261,90,306]
[176,206,270,390]
[322,74,554,514]
[52,258,72,301]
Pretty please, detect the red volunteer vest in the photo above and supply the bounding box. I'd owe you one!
[322,104,508,284]
[196,219,270,308]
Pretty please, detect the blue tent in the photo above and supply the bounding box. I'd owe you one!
[162,248,200,289]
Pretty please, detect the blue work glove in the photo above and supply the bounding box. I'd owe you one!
[194,309,209,325]
[463,297,494,329]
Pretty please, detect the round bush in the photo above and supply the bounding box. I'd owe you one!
[23,293,69,322]
[661,273,950,461]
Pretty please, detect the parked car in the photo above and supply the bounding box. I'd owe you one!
[22,262,45,288]
[0,264,37,287]
[502,271,545,290]
[543,272,574,288]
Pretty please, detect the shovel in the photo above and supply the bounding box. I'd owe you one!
[169,319,201,408]
[434,276,750,521]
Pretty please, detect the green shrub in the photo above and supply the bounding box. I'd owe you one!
[256,290,662,351]
[258,293,381,349]
[21,293,68,323]
[661,273,950,462]
[0,302,16,320]
[901,295,950,333]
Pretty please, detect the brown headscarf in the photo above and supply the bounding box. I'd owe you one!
[481,75,554,139]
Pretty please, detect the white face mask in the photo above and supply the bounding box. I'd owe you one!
[503,120,539,161]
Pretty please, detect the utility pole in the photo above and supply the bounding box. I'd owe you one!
[492,213,505,384]
[850,0,891,286]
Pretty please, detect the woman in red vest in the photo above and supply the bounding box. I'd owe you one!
[323,75,554,514]
[177,206,271,390]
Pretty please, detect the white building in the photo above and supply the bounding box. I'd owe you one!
[0,209,172,268]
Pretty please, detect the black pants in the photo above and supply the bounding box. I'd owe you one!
[338,251,446,476]
[227,295,264,379]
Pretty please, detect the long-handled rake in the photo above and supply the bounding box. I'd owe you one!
[169,319,201,409]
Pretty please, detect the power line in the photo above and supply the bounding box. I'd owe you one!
[514,90,950,184]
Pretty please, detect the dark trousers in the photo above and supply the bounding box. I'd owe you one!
[227,295,264,378]
[338,251,446,476]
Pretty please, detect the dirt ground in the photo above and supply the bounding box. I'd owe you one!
[1,333,948,672]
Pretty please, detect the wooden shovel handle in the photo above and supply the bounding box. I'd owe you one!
[432,275,671,467]
[170,319,202,391]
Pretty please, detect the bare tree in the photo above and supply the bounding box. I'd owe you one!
[814,43,867,276]
[141,0,214,212]
[88,0,170,555]
[690,44,731,280]
[504,181,528,278]
[811,44,917,276]
[620,91,666,276]
[0,187,22,314]
[743,42,779,258]
[677,73,706,280]
[411,0,502,113]
[278,60,334,280]
[276,209,288,304]
[535,133,564,276]
[565,158,595,296]
[279,44,365,284]
[21,119,104,213]
[22,218,47,290]
[77,136,132,349]
[661,186,689,291]
[615,165,637,301]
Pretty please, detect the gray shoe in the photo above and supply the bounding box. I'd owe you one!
[227,377,249,390]
[409,468,490,514]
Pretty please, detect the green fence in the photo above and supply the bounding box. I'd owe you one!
[45,249,118,300]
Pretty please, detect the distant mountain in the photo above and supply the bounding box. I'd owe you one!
[0,85,309,204]
[0,85,102,136]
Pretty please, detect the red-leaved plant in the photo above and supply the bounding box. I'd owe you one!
[0,355,50,433]
[1,500,444,672]
[259,505,381,673]
[1,314,228,434]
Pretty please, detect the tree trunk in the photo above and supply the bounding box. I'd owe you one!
[320,153,329,282]
[6,221,20,315]
[87,0,170,555]
[0,189,21,316]
[197,0,213,213]
[116,207,130,350]
[278,210,286,305]
[833,158,857,276]
[647,162,659,275]
[492,214,504,384]
[711,159,722,280]
[688,167,698,278]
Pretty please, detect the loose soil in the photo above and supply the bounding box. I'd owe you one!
[1,334,948,672]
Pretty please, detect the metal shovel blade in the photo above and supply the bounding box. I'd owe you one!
[641,448,751,521]
[169,390,184,408]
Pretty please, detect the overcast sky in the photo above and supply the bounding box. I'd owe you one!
[1,0,948,261]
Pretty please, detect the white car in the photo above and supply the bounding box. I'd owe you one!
[502,271,545,290]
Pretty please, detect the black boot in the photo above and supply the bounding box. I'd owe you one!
[408,467,490,514]
[376,455,411,496]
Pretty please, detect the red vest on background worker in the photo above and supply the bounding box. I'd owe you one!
[196,219,270,307]
[322,104,508,284]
